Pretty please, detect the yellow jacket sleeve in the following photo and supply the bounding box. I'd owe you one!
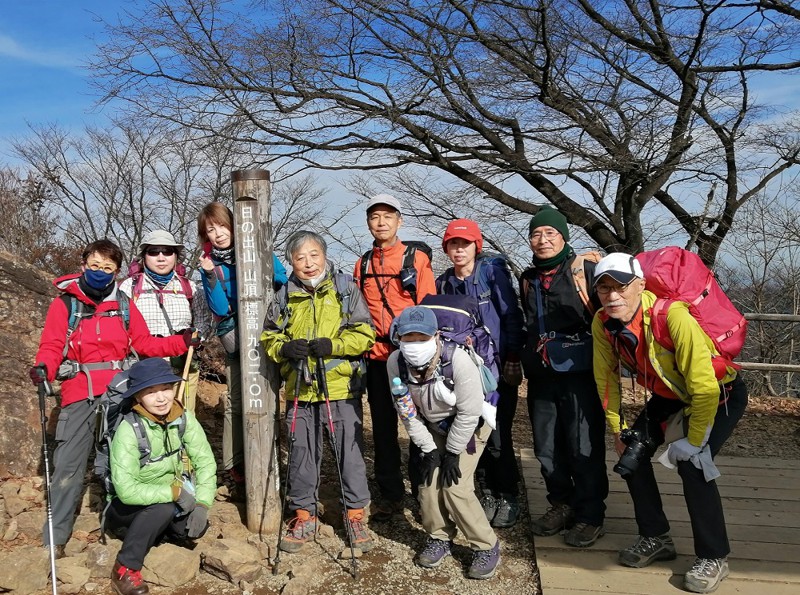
[592,312,623,434]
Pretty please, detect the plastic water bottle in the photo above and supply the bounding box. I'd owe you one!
[391,377,417,420]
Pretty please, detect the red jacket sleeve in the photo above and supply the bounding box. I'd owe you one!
[128,300,188,357]
[34,297,70,382]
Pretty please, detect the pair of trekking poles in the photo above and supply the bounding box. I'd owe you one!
[272,355,359,579]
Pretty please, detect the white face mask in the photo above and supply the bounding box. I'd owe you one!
[299,268,327,289]
[399,337,438,367]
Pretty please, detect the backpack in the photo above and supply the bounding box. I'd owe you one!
[274,271,358,331]
[635,246,747,363]
[94,369,187,542]
[127,259,194,301]
[359,240,433,313]
[520,250,602,315]
[439,250,515,308]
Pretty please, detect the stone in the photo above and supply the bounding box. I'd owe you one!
[317,524,335,538]
[141,543,200,587]
[202,539,263,584]
[0,545,50,593]
[281,575,311,595]
[0,479,22,500]
[86,542,120,578]
[84,582,99,592]
[18,483,43,502]
[339,546,363,559]
[72,511,101,534]
[246,534,272,560]
[3,518,18,541]
[3,495,31,517]
[55,557,91,588]
[15,510,44,538]
[64,538,88,556]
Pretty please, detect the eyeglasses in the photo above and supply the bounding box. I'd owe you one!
[86,263,117,274]
[530,230,561,241]
[595,280,634,295]
[145,247,177,257]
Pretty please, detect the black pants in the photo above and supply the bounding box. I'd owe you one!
[476,379,520,495]
[527,371,608,526]
[625,376,748,559]
[107,500,188,570]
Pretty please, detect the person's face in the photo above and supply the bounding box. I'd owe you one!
[291,240,326,280]
[206,221,232,249]
[399,331,435,342]
[82,252,119,275]
[445,238,477,267]
[596,276,646,322]
[529,225,565,259]
[143,246,178,275]
[135,383,176,417]
[367,207,402,243]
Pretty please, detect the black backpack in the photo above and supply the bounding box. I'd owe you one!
[358,240,433,317]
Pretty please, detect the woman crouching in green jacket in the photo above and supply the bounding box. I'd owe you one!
[108,358,216,595]
[262,230,376,555]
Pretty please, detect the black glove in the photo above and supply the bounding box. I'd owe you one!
[29,364,47,386]
[186,504,209,539]
[308,337,333,358]
[182,328,201,349]
[280,339,309,360]
[175,487,196,513]
[419,449,442,487]
[439,451,462,488]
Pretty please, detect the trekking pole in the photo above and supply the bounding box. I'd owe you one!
[176,342,195,407]
[272,362,302,575]
[35,366,58,595]
[316,356,358,579]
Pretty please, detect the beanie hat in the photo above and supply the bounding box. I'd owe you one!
[442,218,483,253]
[528,207,570,241]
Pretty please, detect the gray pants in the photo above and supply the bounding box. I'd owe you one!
[42,398,96,546]
[222,351,243,471]
[286,398,370,513]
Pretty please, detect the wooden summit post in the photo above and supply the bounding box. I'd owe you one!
[231,169,282,535]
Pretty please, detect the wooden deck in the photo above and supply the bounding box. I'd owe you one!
[519,448,800,594]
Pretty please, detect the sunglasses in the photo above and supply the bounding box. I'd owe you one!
[145,247,177,257]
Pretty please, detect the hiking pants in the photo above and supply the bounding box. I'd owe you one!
[528,371,608,526]
[625,376,748,559]
[419,422,496,551]
[285,398,370,513]
[222,351,243,472]
[107,500,188,570]
[42,398,97,546]
[476,378,520,495]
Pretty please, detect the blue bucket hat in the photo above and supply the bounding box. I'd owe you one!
[119,358,183,400]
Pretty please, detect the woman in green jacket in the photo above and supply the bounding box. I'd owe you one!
[262,230,375,555]
[108,358,216,595]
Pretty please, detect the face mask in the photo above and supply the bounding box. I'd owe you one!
[83,269,115,290]
[299,268,327,289]
[399,337,438,367]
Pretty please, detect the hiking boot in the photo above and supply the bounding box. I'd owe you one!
[564,522,606,547]
[684,557,730,593]
[417,538,453,568]
[467,540,501,579]
[531,503,574,536]
[492,494,519,528]
[44,544,66,560]
[228,466,246,502]
[618,534,677,568]
[479,491,498,523]
[371,499,403,523]
[346,509,374,553]
[279,509,317,553]
[111,560,149,595]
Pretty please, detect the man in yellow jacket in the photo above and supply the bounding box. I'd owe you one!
[592,253,747,595]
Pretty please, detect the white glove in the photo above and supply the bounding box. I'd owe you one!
[666,437,703,466]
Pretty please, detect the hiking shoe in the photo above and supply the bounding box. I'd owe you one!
[279,509,317,553]
[492,494,519,528]
[111,560,149,595]
[467,540,501,579]
[564,522,606,547]
[417,538,453,568]
[480,491,498,523]
[371,499,403,523]
[44,544,66,560]
[346,509,374,553]
[531,503,574,536]
[618,534,677,568]
[684,558,730,593]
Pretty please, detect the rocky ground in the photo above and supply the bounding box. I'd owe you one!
[1,380,798,595]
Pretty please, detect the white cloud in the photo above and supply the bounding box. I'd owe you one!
[0,33,79,70]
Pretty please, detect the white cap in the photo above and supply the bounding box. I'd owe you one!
[593,252,643,286]
[366,193,402,215]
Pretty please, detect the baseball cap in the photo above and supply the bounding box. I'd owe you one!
[392,306,438,338]
[442,218,483,253]
[366,193,402,215]
[593,252,644,286]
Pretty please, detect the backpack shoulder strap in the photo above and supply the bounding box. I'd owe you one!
[116,291,131,330]
[358,249,372,291]
[333,271,355,323]
[571,251,602,316]
[648,298,676,352]
[401,245,419,303]
[123,412,153,467]
[61,294,92,359]
[131,274,145,301]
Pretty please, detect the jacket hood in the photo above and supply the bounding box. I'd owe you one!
[54,272,123,306]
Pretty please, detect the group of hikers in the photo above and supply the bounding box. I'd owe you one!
[29,195,746,595]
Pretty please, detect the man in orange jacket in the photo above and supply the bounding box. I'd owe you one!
[354,194,436,521]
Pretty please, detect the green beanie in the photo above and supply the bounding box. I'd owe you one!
[528,206,570,241]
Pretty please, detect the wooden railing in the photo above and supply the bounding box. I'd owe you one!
[738,313,800,373]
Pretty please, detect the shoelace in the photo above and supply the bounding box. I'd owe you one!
[631,536,662,554]
[691,558,721,577]
[571,522,589,533]
[118,567,144,587]
[424,540,450,555]
[541,505,567,522]
[287,516,315,537]
[472,549,494,568]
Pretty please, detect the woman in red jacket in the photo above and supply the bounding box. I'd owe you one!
[29,239,199,559]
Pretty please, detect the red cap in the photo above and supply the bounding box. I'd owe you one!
[442,218,483,253]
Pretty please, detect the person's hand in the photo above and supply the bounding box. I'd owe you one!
[439,451,462,488]
[186,504,209,539]
[666,437,704,466]
[182,328,201,349]
[29,364,47,386]
[198,254,214,272]
[419,449,442,487]
[502,359,523,386]
[613,432,626,457]
[309,338,333,358]
[174,487,196,513]
[280,339,309,360]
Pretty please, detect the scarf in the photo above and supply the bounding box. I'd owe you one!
[78,275,115,304]
[145,267,174,288]
[532,243,572,270]
[211,246,235,265]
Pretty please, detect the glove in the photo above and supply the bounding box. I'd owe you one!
[185,504,209,539]
[502,359,523,386]
[29,364,47,386]
[182,328,201,349]
[174,487,196,513]
[419,449,442,487]
[280,339,309,360]
[308,337,333,357]
[666,437,704,466]
[439,451,462,488]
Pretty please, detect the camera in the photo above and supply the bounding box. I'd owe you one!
[613,428,657,478]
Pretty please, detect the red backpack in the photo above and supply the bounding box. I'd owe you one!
[635,247,747,365]
[127,259,194,301]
